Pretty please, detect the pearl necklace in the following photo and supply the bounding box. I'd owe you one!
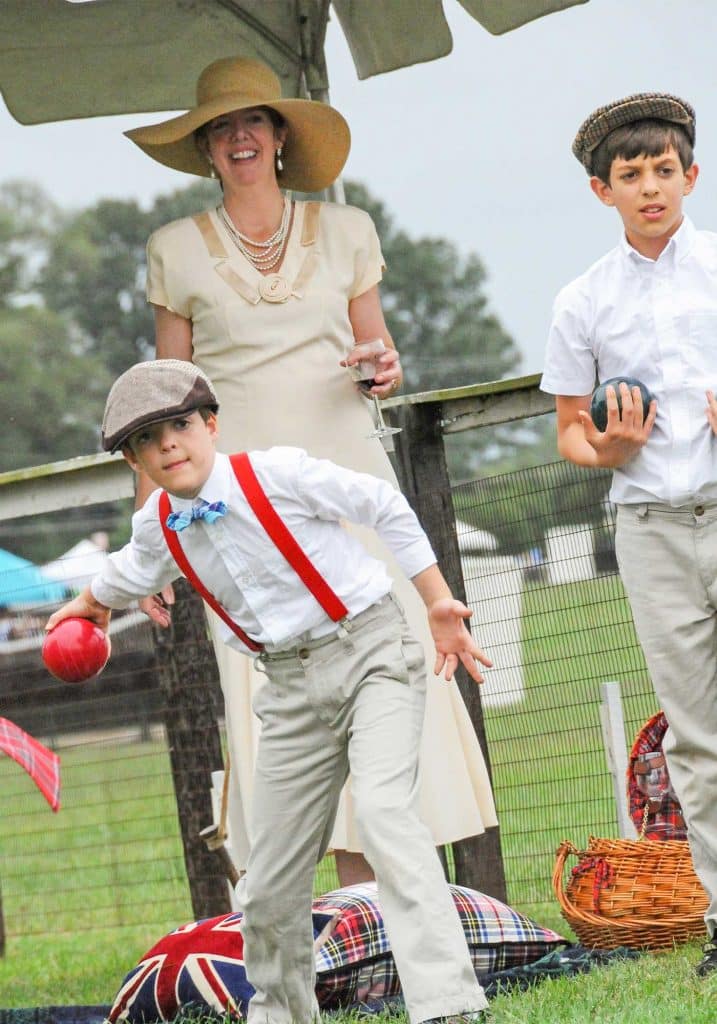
[218,199,291,271]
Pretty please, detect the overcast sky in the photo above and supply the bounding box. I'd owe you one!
[2,0,716,374]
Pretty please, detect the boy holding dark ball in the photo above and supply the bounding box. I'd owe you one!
[541,93,717,977]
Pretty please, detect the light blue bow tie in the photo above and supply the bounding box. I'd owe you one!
[166,500,228,532]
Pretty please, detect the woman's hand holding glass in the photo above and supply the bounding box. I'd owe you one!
[345,339,402,438]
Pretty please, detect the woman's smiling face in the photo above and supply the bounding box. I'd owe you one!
[203,107,286,187]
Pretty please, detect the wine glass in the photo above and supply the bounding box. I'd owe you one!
[347,339,402,439]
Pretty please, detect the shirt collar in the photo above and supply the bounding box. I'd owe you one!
[619,214,695,268]
[167,452,230,511]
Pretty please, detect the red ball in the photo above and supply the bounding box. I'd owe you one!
[42,617,111,683]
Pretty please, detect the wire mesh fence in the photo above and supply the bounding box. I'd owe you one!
[454,460,657,921]
[0,601,193,941]
[1,458,659,947]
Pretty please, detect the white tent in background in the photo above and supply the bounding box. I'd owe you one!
[455,520,499,554]
[42,532,110,593]
[456,520,525,708]
[545,524,596,584]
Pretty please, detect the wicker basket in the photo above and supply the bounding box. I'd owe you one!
[552,835,708,950]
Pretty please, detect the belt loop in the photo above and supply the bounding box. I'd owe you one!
[254,656,268,675]
[336,617,351,639]
[636,503,649,520]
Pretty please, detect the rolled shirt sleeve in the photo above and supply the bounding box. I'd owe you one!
[90,494,180,609]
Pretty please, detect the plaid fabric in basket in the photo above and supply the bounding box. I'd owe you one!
[627,711,686,840]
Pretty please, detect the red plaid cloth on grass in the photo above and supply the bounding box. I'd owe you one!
[0,717,60,811]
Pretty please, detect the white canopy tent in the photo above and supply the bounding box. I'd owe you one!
[0,1,588,124]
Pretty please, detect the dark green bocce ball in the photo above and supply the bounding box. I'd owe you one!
[590,376,655,433]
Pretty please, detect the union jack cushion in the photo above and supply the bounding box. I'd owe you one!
[106,883,565,1022]
[105,913,250,1022]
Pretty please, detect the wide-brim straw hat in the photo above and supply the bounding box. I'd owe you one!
[124,57,350,193]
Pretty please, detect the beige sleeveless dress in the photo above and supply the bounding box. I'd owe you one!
[146,200,497,868]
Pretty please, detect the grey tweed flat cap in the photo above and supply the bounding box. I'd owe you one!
[102,360,219,452]
[572,92,696,173]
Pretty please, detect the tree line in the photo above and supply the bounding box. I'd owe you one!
[0,177,602,562]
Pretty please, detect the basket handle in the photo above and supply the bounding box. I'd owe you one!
[552,841,583,918]
[552,840,624,928]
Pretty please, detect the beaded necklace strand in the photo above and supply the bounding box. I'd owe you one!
[218,198,291,271]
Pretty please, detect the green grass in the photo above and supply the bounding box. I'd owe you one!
[0,738,192,937]
[1,573,707,1016]
[486,943,717,1023]
[0,734,339,1006]
[2,938,714,1021]
[0,929,163,1006]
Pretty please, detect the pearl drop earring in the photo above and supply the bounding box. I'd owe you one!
[276,146,284,173]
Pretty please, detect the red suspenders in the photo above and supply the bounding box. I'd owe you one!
[158,453,349,652]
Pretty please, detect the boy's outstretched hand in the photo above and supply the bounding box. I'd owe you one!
[137,591,173,629]
[428,597,492,683]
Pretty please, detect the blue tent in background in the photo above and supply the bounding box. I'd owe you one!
[0,548,68,608]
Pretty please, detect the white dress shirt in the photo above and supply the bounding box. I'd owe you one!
[541,216,717,506]
[92,448,436,655]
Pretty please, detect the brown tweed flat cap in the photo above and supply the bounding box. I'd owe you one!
[102,360,219,452]
[572,92,696,173]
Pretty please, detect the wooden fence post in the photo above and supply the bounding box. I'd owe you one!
[153,578,232,919]
[393,400,507,901]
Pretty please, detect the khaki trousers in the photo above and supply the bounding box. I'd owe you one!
[616,503,717,937]
[237,594,488,1024]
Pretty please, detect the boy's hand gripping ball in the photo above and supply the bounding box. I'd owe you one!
[42,617,111,683]
[590,376,654,433]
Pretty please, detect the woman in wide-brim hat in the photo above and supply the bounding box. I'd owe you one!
[127,55,497,887]
[125,55,349,193]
